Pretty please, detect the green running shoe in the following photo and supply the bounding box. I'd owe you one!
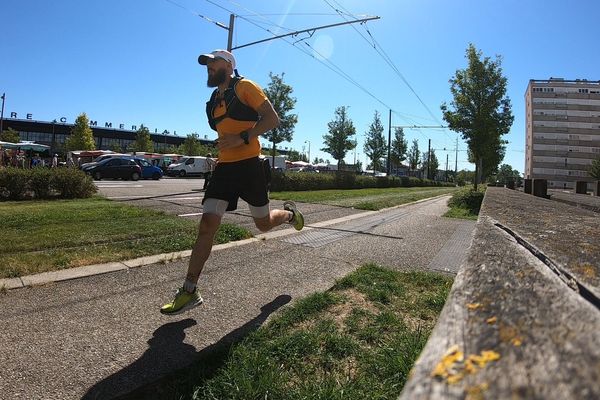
[160,287,203,315]
[283,200,304,231]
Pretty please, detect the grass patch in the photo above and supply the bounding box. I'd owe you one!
[270,186,459,210]
[144,264,453,400]
[443,187,486,220]
[0,197,252,278]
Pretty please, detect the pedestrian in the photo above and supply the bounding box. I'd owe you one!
[202,153,216,191]
[160,49,305,315]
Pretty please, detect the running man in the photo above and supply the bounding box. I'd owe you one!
[161,49,304,315]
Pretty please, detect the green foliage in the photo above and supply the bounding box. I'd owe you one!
[263,72,298,148]
[447,188,485,215]
[487,163,522,186]
[390,127,408,167]
[407,139,420,171]
[177,133,209,156]
[51,168,97,199]
[285,149,307,162]
[321,106,356,168]
[421,149,439,180]
[0,167,97,201]
[363,111,388,172]
[270,171,453,192]
[0,127,20,143]
[129,124,154,153]
[65,113,96,151]
[456,169,475,186]
[0,168,29,200]
[590,157,600,180]
[441,44,514,189]
[213,223,252,244]
[29,168,53,199]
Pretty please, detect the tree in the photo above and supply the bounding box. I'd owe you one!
[390,127,408,170]
[421,149,439,180]
[65,113,95,151]
[441,43,514,190]
[589,157,600,180]
[1,127,20,143]
[321,106,356,168]
[263,72,298,169]
[286,149,307,162]
[456,169,475,186]
[363,111,388,172]
[129,124,154,153]
[488,163,522,186]
[407,139,420,172]
[313,157,325,164]
[177,133,209,156]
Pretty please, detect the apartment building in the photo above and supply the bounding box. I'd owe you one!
[525,78,600,190]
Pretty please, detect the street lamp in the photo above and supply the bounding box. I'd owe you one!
[304,140,311,163]
[0,93,5,135]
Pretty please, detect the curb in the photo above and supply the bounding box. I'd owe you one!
[0,194,451,291]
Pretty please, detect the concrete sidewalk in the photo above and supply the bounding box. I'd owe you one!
[0,195,474,400]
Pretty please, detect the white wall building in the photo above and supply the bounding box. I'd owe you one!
[525,78,600,190]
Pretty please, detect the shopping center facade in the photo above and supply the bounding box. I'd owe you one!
[0,116,200,154]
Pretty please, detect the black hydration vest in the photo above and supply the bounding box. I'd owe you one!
[205,76,259,131]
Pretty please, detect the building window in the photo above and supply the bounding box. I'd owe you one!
[578,88,589,94]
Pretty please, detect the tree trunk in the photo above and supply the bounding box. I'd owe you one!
[271,141,276,171]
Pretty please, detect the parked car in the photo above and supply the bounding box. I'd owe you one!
[288,166,319,173]
[166,156,211,177]
[79,153,129,170]
[133,157,163,180]
[82,157,142,181]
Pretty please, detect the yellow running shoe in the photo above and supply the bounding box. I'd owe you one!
[283,200,304,231]
[160,288,203,315]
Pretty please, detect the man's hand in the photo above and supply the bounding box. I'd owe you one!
[216,134,245,150]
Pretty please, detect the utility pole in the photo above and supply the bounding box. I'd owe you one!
[427,138,431,180]
[455,136,458,174]
[446,153,449,182]
[0,93,5,135]
[227,14,235,51]
[387,109,391,175]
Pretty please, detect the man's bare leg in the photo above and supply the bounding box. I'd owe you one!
[185,213,222,285]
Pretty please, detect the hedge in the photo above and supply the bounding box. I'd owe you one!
[0,167,97,201]
[270,171,454,192]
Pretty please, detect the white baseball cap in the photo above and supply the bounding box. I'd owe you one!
[198,49,236,69]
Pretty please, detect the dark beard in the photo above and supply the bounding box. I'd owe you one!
[207,69,227,88]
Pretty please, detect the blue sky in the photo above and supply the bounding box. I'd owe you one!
[3,0,600,173]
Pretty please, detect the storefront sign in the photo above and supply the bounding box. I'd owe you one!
[8,112,176,135]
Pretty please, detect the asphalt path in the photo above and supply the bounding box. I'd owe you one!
[0,181,475,399]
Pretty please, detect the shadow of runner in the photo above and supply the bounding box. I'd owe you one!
[82,318,198,400]
[84,294,292,400]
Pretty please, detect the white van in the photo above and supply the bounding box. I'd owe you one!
[166,156,211,177]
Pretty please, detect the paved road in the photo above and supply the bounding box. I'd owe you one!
[0,191,475,399]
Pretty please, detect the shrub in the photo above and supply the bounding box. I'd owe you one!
[447,188,485,214]
[0,168,30,200]
[29,168,54,199]
[51,168,97,199]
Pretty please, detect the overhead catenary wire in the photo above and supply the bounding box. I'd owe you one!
[197,0,424,125]
[324,0,455,142]
[166,0,461,161]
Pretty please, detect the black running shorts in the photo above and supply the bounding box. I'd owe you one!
[202,156,269,211]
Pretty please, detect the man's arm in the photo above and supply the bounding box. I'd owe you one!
[216,99,280,151]
[246,99,280,140]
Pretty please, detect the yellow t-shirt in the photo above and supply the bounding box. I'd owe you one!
[212,79,268,163]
